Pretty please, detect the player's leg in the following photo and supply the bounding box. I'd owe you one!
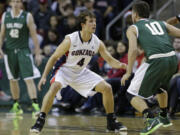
[95,81,114,113]
[127,62,163,135]
[157,56,178,128]
[4,53,23,115]
[10,80,20,100]
[30,81,62,133]
[18,49,41,115]
[156,89,172,127]
[41,82,62,114]
[30,66,69,133]
[24,79,40,115]
[69,68,127,132]
[128,95,149,114]
[9,79,23,115]
[95,80,127,132]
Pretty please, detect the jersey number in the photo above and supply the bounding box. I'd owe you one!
[9,29,19,38]
[145,22,164,35]
[77,58,85,67]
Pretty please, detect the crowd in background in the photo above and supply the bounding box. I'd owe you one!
[0,0,180,117]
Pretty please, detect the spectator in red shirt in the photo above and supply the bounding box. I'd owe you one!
[107,41,128,78]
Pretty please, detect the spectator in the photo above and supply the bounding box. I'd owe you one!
[94,0,117,24]
[41,29,61,57]
[27,0,40,15]
[53,0,73,18]
[107,41,128,79]
[48,15,64,41]
[74,0,86,16]
[34,0,53,36]
[106,41,129,114]
[62,14,78,36]
[168,38,180,117]
[101,40,118,74]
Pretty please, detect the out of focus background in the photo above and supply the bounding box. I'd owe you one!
[0,0,180,118]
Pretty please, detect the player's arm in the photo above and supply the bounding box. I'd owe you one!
[38,37,70,90]
[165,23,180,37]
[121,25,138,85]
[42,37,70,78]
[27,13,41,55]
[166,15,180,25]
[27,13,43,66]
[98,41,126,69]
[0,13,6,57]
[126,25,138,75]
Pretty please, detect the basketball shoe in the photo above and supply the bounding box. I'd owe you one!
[30,112,45,133]
[9,102,23,115]
[32,103,40,117]
[107,113,127,132]
[158,115,173,127]
[140,117,163,135]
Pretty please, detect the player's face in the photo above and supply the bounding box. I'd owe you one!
[83,16,96,33]
[11,0,22,9]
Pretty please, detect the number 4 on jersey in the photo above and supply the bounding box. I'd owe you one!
[77,58,85,67]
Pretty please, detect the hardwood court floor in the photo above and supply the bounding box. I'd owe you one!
[0,113,180,135]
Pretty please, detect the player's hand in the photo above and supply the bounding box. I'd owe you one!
[38,77,46,91]
[0,49,4,59]
[121,72,131,86]
[35,54,43,66]
[120,63,127,70]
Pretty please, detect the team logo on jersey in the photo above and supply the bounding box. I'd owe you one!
[6,23,23,29]
[71,49,95,56]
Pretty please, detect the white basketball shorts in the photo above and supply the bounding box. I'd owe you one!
[51,67,104,98]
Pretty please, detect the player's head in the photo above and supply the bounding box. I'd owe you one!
[10,0,23,9]
[78,10,96,33]
[132,0,150,23]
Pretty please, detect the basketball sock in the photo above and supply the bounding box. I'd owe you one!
[107,113,115,121]
[32,98,38,104]
[160,107,167,117]
[142,108,154,118]
[39,112,46,119]
[13,99,18,104]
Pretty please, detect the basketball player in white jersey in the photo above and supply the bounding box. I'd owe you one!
[30,10,127,133]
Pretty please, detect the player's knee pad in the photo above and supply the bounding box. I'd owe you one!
[126,92,135,102]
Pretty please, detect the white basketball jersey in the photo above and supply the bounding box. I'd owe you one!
[62,31,100,71]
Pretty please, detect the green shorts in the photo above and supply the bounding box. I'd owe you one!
[127,55,178,98]
[4,48,40,80]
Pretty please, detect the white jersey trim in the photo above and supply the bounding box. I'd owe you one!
[26,12,31,25]
[132,25,139,38]
[1,12,6,25]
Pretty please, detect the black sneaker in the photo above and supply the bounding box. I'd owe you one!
[158,115,173,127]
[30,116,45,133]
[107,114,127,132]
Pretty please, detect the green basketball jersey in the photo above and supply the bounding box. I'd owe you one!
[4,10,29,50]
[134,19,174,59]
